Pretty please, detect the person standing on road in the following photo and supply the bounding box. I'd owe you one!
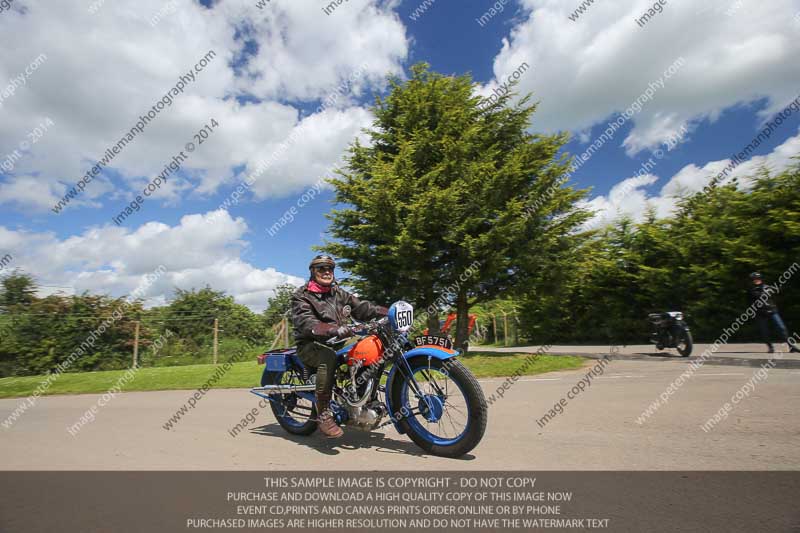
[748,272,799,353]
[290,255,388,438]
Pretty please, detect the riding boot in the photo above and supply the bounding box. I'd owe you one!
[315,391,343,439]
[767,343,774,353]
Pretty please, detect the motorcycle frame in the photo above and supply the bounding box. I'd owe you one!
[250,322,461,433]
[649,314,690,348]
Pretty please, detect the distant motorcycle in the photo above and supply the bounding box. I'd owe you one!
[250,301,488,458]
[648,311,693,357]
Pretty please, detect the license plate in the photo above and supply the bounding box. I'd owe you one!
[414,335,453,349]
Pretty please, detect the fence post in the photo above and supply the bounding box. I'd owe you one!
[269,320,283,351]
[502,311,509,347]
[213,318,219,365]
[491,314,497,345]
[133,321,140,368]
[283,317,290,347]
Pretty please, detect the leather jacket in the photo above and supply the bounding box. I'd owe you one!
[290,283,388,344]
[749,283,777,316]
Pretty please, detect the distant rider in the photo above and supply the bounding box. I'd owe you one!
[748,272,799,353]
[290,255,387,438]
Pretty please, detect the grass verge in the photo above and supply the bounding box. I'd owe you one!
[0,352,584,399]
[461,351,584,378]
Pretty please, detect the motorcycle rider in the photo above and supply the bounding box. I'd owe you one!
[290,255,387,438]
[748,272,799,353]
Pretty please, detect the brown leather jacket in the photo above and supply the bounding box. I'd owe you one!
[290,283,388,344]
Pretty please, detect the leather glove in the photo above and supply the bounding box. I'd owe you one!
[335,326,354,338]
[311,323,354,339]
[311,323,338,337]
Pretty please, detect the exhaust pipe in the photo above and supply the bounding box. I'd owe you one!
[251,384,316,395]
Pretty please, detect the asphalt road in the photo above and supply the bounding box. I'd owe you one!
[2,352,798,470]
[483,342,800,368]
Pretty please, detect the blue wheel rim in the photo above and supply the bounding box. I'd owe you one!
[399,362,471,446]
[272,372,313,428]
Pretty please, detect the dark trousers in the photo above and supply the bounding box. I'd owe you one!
[757,312,789,345]
[296,341,337,395]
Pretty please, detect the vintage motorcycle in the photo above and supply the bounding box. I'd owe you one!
[648,311,693,357]
[250,301,487,458]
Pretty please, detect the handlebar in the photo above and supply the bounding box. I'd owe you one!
[325,316,389,345]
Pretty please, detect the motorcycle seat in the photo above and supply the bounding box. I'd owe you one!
[263,347,297,356]
[257,347,298,366]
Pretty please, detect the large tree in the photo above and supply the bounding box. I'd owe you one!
[163,286,268,346]
[0,271,37,310]
[322,63,589,350]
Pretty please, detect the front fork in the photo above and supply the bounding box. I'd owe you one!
[391,354,437,414]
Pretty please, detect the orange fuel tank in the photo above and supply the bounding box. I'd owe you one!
[347,335,384,366]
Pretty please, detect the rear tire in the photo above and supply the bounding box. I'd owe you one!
[390,357,487,458]
[262,369,317,436]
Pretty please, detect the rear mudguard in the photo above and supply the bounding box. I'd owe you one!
[254,350,314,406]
[385,345,460,434]
[254,345,351,408]
[257,344,350,386]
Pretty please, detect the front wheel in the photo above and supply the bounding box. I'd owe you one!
[676,328,693,357]
[389,357,487,458]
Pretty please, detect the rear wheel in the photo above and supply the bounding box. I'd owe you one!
[261,368,317,435]
[390,357,487,458]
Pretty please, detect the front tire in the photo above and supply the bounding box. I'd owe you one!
[261,369,317,436]
[676,329,693,357]
[390,357,487,458]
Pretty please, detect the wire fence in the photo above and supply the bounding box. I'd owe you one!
[0,305,519,379]
[0,313,293,376]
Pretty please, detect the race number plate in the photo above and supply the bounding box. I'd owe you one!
[414,335,454,349]
[392,301,414,333]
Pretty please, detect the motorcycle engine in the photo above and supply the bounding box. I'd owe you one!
[343,401,387,430]
[336,364,386,429]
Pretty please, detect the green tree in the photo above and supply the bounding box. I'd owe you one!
[163,286,269,348]
[162,286,224,345]
[322,63,589,350]
[0,290,146,376]
[263,284,297,327]
[519,160,800,344]
[0,271,37,309]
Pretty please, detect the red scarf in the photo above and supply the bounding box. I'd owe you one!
[308,280,331,293]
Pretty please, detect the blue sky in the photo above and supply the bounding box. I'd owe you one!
[1,0,799,309]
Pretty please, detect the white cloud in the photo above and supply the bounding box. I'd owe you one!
[219,0,407,102]
[246,106,374,199]
[0,210,304,311]
[486,0,800,154]
[580,174,659,229]
[0,175,69,211]
[0,0,407,211]
[584,128,800,228]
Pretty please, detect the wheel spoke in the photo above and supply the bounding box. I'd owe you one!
[420,369,445,397]
[445,402,467,418]
[402,365,470,442]
[275,370,315,423]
